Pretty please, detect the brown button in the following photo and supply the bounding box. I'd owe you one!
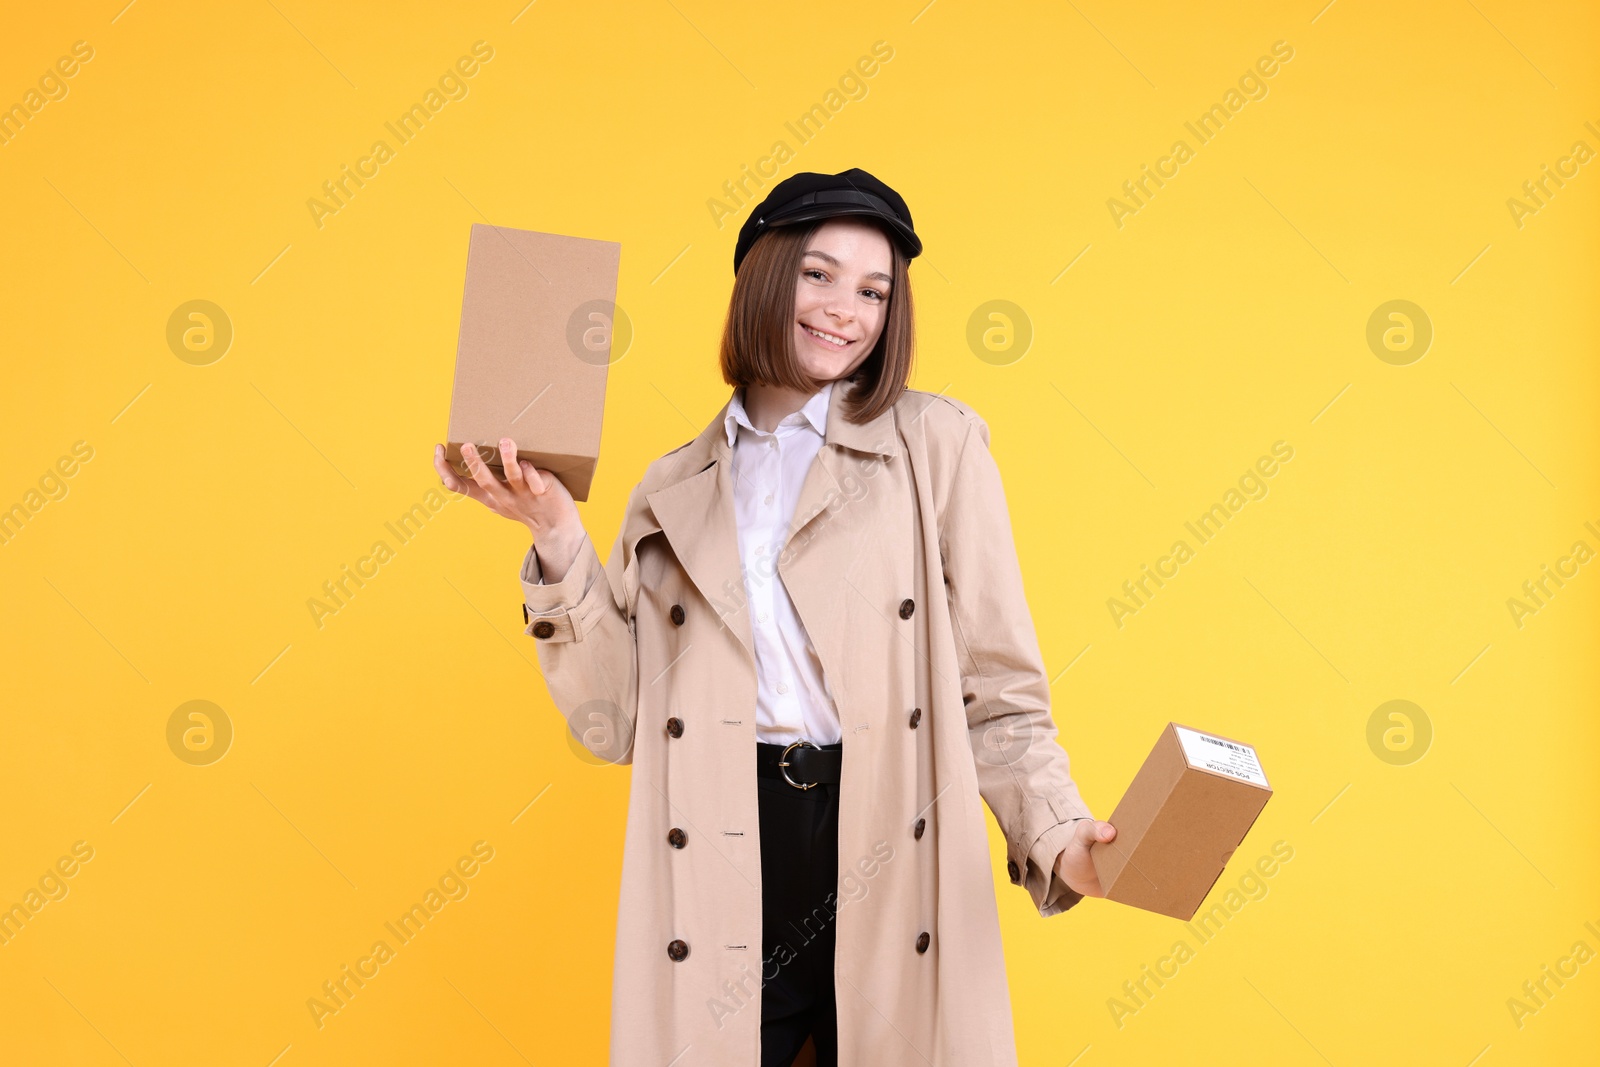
[915,931,930,954]
[908,707,922,729]
[531,619,555,639]
[667,827,687,849]
[670,604,686,626]
[667,939,689,962]
[899,598,915,619]
[521,604,529,625]
[666,717,684,738]
[1007,859,1021,883]
[913,818,926,840]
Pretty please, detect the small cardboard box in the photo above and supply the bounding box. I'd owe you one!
[1090,722,1272,920]
[445,223,622,502]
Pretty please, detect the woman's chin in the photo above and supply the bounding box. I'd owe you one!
[793,348,862,384]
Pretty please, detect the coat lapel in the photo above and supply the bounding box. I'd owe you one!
[786,380,900,548]
[644,400,753,661]
[643,381,902,669]
[781,386,901,703]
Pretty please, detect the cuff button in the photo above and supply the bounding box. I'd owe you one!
[531,619,556,639]
[1007,859,1021,883]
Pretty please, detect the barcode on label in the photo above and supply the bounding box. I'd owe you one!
[1175,725,1269,788]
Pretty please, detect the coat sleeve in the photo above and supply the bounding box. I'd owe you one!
[518,501,642,767]
[938,411,1096,917]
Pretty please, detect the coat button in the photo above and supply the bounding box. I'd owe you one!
[521,603,529,625]
[915,931,930,954]
[667,827,687,849]
[667,939,689,962]
[531,619,555,639]
[908,707,922,729]
[913,817,926,840]
[670,604,686,626]
[666,717,684,738]
[899,598,915,619]
[1007,859,1021,884]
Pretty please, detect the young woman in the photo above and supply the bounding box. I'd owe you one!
[432,169,1116,1067]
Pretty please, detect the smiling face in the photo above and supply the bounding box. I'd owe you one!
[790,217,894,385]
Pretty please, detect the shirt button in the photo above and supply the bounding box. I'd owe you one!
[915,931,931,954]
[764,493,774,505]
[777,682,788,694]
[666,717,684,738]
[667,827,687,849]
[908,707,922,729]
[759,612,769,623]
[899,598,915,619]
[667,939,689,962]
[531,619,555,639]
[913,817,926,840]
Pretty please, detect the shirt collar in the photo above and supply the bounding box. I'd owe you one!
[723,379,833,447]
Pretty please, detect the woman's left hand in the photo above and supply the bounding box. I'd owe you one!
[1054,820,1118,898]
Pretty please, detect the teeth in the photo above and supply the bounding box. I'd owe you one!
[804,325,850,346]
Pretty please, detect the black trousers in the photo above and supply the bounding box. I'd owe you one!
[758,744,842,1067]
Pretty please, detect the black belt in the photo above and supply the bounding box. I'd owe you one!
[757,740,843,790]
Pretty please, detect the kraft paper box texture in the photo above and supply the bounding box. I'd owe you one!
[446,223,622,502]
[1089,722,1272,921]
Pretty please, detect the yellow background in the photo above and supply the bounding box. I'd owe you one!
[2,0,1596,1063]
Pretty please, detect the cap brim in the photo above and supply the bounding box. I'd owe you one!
[764,204,922,258]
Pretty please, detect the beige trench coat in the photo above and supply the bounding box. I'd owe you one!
[519,384,1096,1065]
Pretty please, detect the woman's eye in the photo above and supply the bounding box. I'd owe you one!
[803,268,882,301]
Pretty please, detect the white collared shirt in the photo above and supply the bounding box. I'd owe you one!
[722,380,842,746]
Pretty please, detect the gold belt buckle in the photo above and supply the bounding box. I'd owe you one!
[779,739,821,790]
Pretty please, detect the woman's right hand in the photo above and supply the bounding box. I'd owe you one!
[433,438,586,580]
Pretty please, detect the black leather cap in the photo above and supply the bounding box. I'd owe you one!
[734,167,921,275]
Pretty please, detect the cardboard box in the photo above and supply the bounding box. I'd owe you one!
[445,223,622,502]
[1090,722,1272,920]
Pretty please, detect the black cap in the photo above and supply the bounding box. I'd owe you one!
[733,167,921,275]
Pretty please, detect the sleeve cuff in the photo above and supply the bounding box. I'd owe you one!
[518,533,608,644]
[1011,816,1093,917]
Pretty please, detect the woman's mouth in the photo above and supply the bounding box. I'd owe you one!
[801,323,854,348]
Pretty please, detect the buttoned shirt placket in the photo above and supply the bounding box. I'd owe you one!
[724,383,841,746]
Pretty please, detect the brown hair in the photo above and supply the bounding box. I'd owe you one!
[718,219,915,424]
